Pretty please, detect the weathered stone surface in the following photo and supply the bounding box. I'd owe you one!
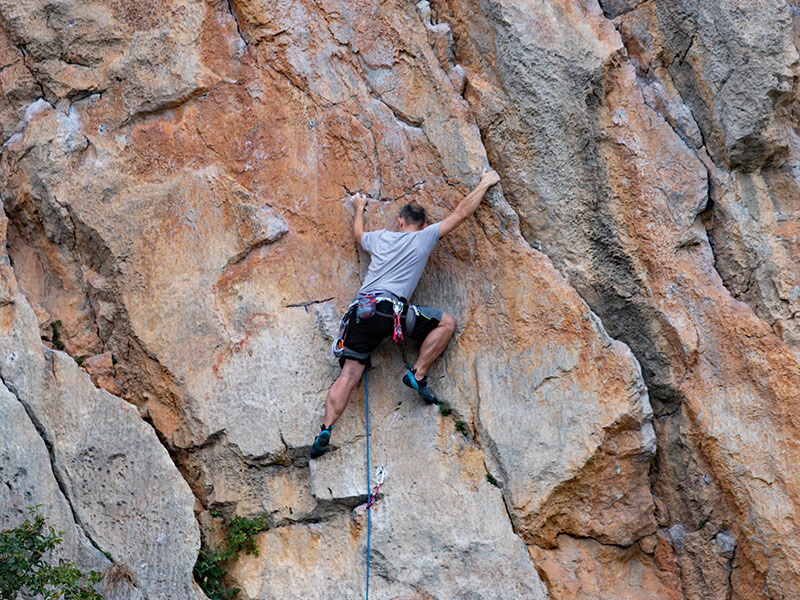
[0,201,201,599]
[1,0,800,598]
[236,417,550,599]
[529,534,681,600]
[0,26,40,143]
[441,0,800,597]
[650,0,797,169]
[703,167,800,363]
[0,383,110,581]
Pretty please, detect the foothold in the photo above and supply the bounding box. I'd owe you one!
[715,531,736,559]
[668,523,688,548]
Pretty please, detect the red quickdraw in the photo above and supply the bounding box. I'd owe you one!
[366,466,386,509]
[392,310,403,343]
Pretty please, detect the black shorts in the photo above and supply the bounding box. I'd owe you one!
[339,300,443,368]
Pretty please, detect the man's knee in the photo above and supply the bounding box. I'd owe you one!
[339,360,365,387]
[440,312,456,334]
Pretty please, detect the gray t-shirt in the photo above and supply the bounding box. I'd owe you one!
[358,222,441,300]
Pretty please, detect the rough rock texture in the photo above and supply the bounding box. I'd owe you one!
[0,383,110,581]
[437,0,800,597]
[1,0,799,599]
[0,204,202,597]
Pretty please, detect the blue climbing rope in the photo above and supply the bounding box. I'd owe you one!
[365,369,371,600]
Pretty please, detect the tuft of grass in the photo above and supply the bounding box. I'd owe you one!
[486,473,499,487]
[194,513,270,600]
[454,420,468,435]
[100,562,138,593]
[439,405,452,416]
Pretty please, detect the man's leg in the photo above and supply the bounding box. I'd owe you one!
[322,359,366,428]
[311,359,366,458]
[412,313,456,379]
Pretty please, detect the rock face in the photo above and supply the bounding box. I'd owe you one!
[0,203,202,597]
[0,0,799,599]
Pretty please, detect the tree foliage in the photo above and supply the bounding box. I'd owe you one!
[0,508,101,600]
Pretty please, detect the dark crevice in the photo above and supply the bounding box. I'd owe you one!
[222,230,289,269]
[598,0,649,20]
[225,0,247,47]
[380,180,427,203]
[369,90,424,128]
[120,86,211,128]
[285,297,335,311]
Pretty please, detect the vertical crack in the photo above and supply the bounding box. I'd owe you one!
[0,370,111,562]
[225,0,247,47]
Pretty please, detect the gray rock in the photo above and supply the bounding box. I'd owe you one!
[652,0,797,168]
[668,523,689,547]
[0,274,201,600]
[715,530,736,559]
[0,383,109,580]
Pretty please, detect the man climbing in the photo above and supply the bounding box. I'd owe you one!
[310,169,501,459]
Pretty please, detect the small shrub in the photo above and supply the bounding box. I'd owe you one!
[194,549,238,600]
[194,513,270,600]
[438,405,452,416]
[224,514,270,558]
[0,507,102,600]
[51,320,65,351]
[486,473,499,487]
[454,420,468,435]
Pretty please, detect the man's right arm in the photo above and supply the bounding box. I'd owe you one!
[352,192,367,245]
[439,169,500,237]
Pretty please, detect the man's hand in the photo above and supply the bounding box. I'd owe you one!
[351,192,368,212]
[481,169,500,187]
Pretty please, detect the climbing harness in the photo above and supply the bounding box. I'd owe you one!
[356,293,377,321]
[364,370,386,600]
[332,294,418,360]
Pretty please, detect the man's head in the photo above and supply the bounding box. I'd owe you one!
[397,203,427,231]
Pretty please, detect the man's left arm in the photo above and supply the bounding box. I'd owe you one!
[439,169,500,237]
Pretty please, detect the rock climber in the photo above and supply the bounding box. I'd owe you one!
[310,168,501,459]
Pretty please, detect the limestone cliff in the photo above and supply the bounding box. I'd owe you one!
[0,1,798,599]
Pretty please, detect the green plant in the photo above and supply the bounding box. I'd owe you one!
[224,515,269,557]
[74,356,86,366]
[194,513,270,600]
[454,420,468,435]
[438,405,452,416]
[194,549,238,600]
[51,320,65,351]
[486,472,499,487]
[0,507,102,600]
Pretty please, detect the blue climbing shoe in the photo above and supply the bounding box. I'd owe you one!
[310,426,332,459]
[403,370,438,404]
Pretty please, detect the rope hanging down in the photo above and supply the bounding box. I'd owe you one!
[364,371,386,600]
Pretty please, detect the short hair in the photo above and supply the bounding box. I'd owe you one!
[399,203,426,226]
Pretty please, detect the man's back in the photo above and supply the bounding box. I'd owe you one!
[358,223,441,300]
